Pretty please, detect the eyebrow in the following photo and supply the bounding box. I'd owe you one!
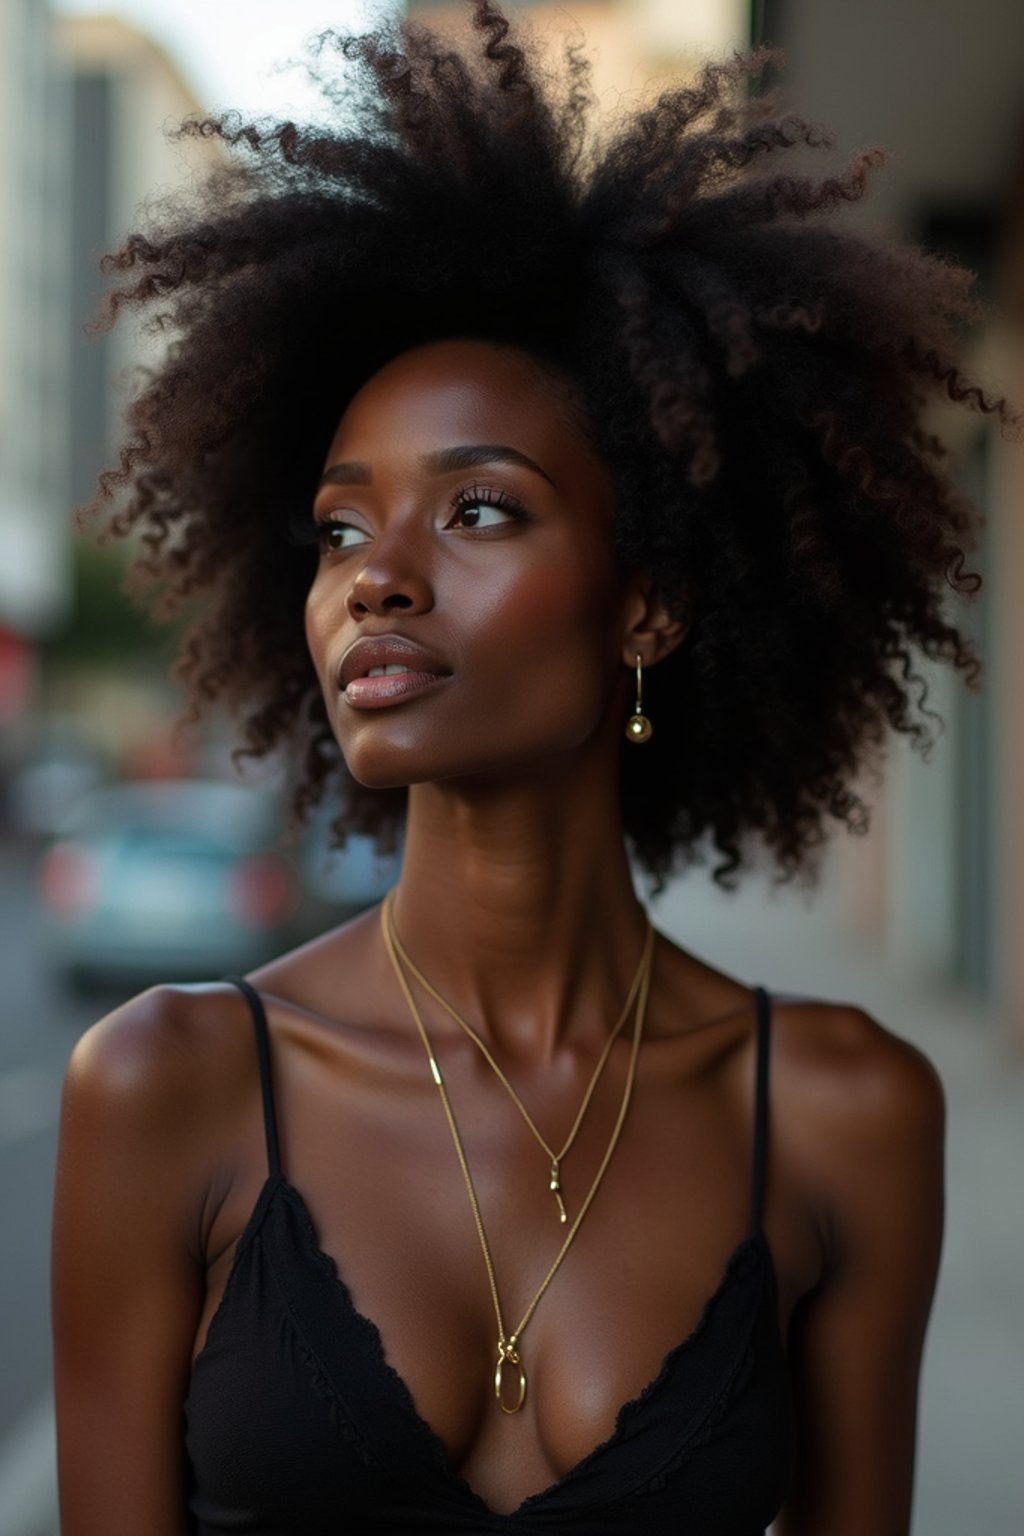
[317,443,558,491]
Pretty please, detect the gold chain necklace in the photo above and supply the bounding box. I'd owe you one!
[384,906,652,1223]
[380,891,654,1415]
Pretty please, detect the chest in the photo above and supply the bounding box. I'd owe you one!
[195,1042,795,1506]
[187,1175,793,1527]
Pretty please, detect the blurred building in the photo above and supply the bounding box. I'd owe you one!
[1,9,215,772]
[55,14,218,513]
[0,0,71,726]
[21,18,223,775]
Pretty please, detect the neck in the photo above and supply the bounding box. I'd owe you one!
[385,755,650,1064]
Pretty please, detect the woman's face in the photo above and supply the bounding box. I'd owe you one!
[304,338,633,790]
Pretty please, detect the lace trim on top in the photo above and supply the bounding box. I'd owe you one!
[263,1177,772,1519]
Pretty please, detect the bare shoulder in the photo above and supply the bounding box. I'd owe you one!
[62,980,262,1154]
[767,995,946,1276]
[656,931,944,1146]
[769,994,946,1148]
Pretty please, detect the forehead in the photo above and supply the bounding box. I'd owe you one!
[325,339,604,485]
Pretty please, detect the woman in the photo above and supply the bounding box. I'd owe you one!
[52,4,1009,1531]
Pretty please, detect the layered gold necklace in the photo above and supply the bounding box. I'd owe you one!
[384,905,651,1224]
[380,891,654,1413]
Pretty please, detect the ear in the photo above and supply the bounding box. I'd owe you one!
[619,572,688,670]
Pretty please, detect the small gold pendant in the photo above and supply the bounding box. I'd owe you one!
[549,1162,568,1223]
[495,1337,527,1414]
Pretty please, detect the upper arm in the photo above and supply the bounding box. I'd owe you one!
[774,1008,946,1536]
[51,986,234,1536]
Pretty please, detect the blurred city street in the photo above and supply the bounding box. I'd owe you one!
[0,836,87,1536]
[1,836,1021,1535]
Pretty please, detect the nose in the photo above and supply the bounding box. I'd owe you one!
[345,531,434,620]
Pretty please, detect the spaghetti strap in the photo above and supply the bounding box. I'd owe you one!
[749,984,772,1236]
[223,975,282,1181]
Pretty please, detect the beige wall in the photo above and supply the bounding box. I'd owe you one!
[763,0,1024,239]
[407,0,748,104]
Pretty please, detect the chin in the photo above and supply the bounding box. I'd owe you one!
[335,725,491,791]
[336,711,598,792]
[339,743,457,792]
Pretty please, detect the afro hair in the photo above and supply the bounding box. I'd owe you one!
[83,0,1016,890]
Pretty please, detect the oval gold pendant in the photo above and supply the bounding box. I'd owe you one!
[625,712,652,743]
[495,1339,527,1414]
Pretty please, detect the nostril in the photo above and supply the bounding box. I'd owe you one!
[345,564,430,620]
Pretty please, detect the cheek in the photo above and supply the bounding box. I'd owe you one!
[475,553,620,658]
[457,557,623,741]
[303,576,335,681]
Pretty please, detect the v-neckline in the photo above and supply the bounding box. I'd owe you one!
[262,1173,776,1521]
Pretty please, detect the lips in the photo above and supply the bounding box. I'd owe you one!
[337,634,452,692]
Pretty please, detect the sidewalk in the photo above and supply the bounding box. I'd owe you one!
[652,869,1024,1536]
[0,1397,56,1536]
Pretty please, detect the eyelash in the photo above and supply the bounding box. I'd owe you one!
[288,483,530,553]
[447,483,529,528]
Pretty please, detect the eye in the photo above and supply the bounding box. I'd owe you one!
[286,509,370,555]
[315,518,371,554]
[445,484,529,531]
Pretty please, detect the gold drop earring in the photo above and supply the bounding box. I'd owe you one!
[624,653,653,743]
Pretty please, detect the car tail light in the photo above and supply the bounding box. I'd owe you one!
[226,855,297,927]
[39,842,98,916]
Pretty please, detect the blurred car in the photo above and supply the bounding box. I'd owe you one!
[36,779,300,991]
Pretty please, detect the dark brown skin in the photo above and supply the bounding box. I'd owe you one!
[52,340,945,1533]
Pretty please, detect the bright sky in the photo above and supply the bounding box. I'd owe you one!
[56,0,394,117]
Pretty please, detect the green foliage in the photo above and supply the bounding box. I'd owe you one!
[43,537,182,670]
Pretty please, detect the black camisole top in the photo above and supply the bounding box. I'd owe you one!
[184,980,795,1534]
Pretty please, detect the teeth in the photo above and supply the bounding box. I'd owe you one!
[366,664,411,677]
